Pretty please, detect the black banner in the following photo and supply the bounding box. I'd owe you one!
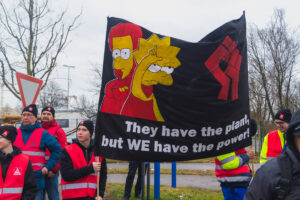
[95,13,251,161]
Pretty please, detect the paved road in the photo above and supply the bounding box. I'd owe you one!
[108,162,261,171]
[107,162,261,190]
[107,173,220,190]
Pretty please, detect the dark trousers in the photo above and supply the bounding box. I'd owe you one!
[124,161,143,198]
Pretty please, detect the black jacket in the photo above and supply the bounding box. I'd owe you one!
[60,139,107,199]
[245,108,300,200]
[0,146,37,200]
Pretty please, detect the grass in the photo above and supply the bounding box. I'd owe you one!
[103,183,222,200]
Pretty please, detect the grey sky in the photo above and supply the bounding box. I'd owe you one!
[3,0,300,108]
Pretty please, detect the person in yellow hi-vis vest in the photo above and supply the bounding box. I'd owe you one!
[215,119,257,200]
[260,109,292,164]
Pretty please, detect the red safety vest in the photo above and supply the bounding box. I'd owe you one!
[61,143,103,199]
[215,148,251,181]
[267,130,283,158]
[14,128,46,171]
[44,126,59,161]
[0,153,29,200]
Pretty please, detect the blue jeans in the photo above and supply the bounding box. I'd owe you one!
[221,186,247,200]
[35,189,45,200]
[44,173,59,200]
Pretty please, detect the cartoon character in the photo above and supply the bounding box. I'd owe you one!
[101,23,142,114]
[121,34,181,121]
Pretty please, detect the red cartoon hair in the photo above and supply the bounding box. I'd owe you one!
[108,23,143,51]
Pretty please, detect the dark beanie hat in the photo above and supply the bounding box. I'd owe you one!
[22,104,38,117]
[274,108,292,123]
[42,106,55,117]
[0,125,18,143]
[250,119,258,137]
[77,120,94,136]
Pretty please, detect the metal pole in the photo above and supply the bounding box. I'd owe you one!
[154,162,160,199]
[147,163,150,200]
[141,162,145,200]
[172,162,176,188]
[63,65,75,109]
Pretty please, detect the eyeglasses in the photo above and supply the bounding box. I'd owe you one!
[21,113,34,117]
[275,121,285,125]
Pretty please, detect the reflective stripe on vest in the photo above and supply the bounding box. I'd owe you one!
[61,143,103,199]
[62,182,97,190]
[0,153,29,199]
[217,176,252,182]
[1,187,23,194]
[215,148,251,180]
[14,128,46,171]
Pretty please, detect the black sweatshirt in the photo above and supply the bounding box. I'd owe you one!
[60,140,107,199]
[0,146,37,200]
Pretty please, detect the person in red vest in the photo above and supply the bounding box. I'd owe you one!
[0,125,37,199]
[260,109,292,164]
[214,119,257,200]
[41,106,67,200]
[60,120,107,200]
[14,104,61,200]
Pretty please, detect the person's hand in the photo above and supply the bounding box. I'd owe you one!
[95,196,102,200]
[92,162,101,172]
[42,167,48,175]
[247,149,255,159]
[48,171,56,178]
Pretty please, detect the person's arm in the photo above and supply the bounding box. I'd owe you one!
[60,148,95,182]
[21,161,37,200]
[98,158,107,198]
[217,151,249,170]
[260,135,269,164]
[41,130,62,171]
[51,128,67,173]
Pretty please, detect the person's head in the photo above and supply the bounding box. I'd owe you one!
[76,120,94,145]
[21,104,38,126]
[41,106,55,122]
[108,23,142,79]
[274,108,292,132]
[0,126,17,153]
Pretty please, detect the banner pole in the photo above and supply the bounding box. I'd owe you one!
[96,156,100,198]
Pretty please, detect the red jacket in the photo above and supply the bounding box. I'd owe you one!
[61,143,103,199]
[41,119,67,173]
[0,153,29,200]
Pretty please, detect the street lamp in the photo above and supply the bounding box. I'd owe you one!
[63,65,75,109]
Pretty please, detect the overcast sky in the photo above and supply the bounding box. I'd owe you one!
[3,0,300,108]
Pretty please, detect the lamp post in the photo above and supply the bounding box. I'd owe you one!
[63,65,75,109]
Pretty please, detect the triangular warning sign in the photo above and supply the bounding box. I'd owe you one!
[16,72,43,108]
[13,168,21,176]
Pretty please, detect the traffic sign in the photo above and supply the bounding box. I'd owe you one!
[16,72,43,108]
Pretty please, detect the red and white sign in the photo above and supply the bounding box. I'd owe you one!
[16,72,43,108]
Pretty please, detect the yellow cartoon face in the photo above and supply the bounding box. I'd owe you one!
[133,34,181,86]
[142,66,174,86]
[112,35,134,79]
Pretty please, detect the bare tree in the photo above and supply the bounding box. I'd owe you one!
[0,0,80,100]
[248,9,300,120]
[73,95,98,120]
[39,80,67,108]
[73,63,102,119]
